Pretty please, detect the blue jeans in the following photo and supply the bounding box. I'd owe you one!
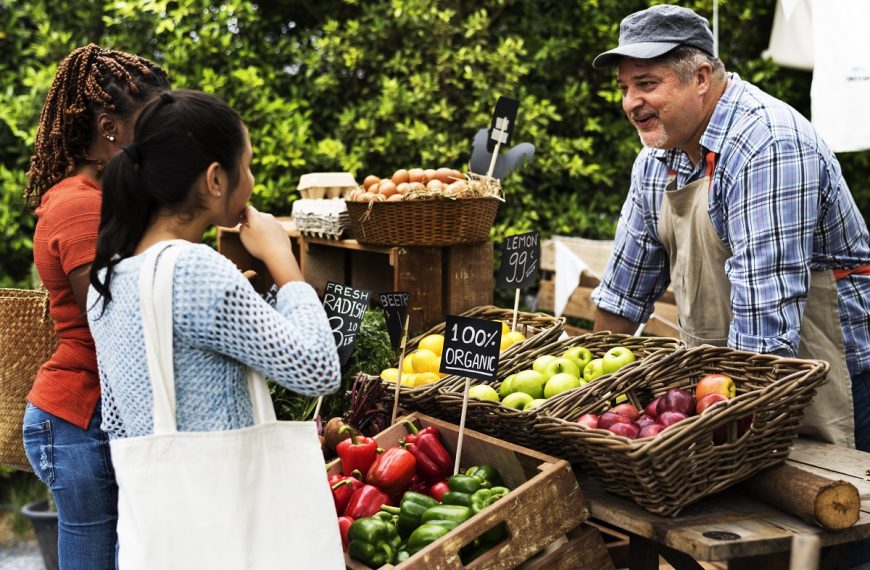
[23,402,118,570]
[838,370,870,569]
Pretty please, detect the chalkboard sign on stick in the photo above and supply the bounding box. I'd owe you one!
[496,231,540,290]
[379,292,410,351]
[323,282,371,365]
[439,315,501,382]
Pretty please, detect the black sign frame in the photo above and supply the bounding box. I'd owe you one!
[323,282,371,365]
[439,315,501,382]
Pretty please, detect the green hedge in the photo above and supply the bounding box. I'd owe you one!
[1,0,867,287]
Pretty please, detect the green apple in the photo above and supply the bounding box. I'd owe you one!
[498,374,517,399]
[501,391,534,410]
[562,346,593,372]
[531,355,557,375]
[468,384,499,402]
[583,358,606,383]
[543,357,581,380]
[523,398,548,410]
[602,346,636,374]
[510,369,548,399]
[543,372,582,399]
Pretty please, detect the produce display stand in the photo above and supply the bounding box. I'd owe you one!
[580,438,870,569]
[325,412,598,569]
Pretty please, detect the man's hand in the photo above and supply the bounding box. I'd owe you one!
[593,307,640,335]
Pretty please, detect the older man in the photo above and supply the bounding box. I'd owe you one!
[590,5,870,455]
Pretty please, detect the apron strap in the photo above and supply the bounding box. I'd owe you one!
[833,264,870,280]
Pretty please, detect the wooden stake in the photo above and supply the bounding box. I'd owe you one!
[390,314,411,425]
[313,396,323,420]
[511,288,520,332]
[486,141,502,180]
[454,377,471,475]
[742,464,860,530]
[789,534,821,570]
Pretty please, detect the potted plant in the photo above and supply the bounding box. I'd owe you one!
[20,498,58,570]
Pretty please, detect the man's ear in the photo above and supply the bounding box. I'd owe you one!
[696,62,713,94]
[204,162,224,197]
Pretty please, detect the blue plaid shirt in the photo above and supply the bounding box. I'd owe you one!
[593,74,870,375]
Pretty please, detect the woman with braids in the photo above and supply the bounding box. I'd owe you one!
[87,89,342,567]
[23,44,169,568]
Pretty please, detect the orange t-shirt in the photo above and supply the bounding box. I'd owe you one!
[28,175,102,429]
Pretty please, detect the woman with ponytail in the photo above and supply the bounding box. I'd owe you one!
[24,44,169,568]
[87,90,342,566]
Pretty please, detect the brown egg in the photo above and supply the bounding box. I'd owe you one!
[434,167,454,183]
[358,191,377,202]
[378,180,398,198]
[371,193,385,201]
[445,181,466,196]
[347,187,363,201]
[408,168,425,183]
[423,169,437,184]
[396,182,410,195]
[391,169,410,185]
[387,193,403,202]
[449,169,464,181]
[426,179,443,191]
[363,175,380,190]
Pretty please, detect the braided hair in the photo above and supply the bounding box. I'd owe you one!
[24,44,170,207]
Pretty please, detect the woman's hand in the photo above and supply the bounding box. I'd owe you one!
[238,205,303,286]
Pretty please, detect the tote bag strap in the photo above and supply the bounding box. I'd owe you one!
[139,241,279,433]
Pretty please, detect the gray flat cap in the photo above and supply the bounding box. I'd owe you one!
[593,4,714,69]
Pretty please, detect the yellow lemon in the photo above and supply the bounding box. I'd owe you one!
[499,336,514,352]
[499,320,511,335]
[412,349,440,374]
[400,373,418,387]
[415,371,441,386]
[418,334,445,356]
[380,368,399,383]
[401,352,415,373]
[505,330,526,345]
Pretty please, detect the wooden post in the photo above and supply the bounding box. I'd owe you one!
[511,288,521,332]
[789,534,821,570]
[390,314,411,426]
[454,377,471,475]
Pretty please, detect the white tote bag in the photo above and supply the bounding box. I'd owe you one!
[110,241,344,569]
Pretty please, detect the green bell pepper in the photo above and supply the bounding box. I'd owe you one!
[420,504,471,530]
[440,491,472,507]
[465,465,503,487]
[470,486,509,515]
[390,491,439,539]
[347,512,401,567]
[442,474,485,508]
[407,522,452,555]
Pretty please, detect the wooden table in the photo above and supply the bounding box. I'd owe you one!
[581,439,870,569]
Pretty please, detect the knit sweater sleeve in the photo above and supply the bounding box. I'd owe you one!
[173,245,340,396]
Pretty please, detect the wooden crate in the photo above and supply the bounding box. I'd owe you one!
[326,413,591,569]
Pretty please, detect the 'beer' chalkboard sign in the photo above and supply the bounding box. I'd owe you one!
[439,315,501,382]
[323,282,371,365]
[496,230,540,289]
[379,291,410,350]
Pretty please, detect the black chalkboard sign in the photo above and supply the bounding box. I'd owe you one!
[379,291,410,350]
[496,230,540,289]
[323,282,371,365]
[439,315,501,382]
[486,96,519,152]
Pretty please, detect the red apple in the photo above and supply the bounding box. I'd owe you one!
[576,413,600,429]
[609,403,640,421]
[695,373,736,401]
[636,414,657,429]
[607,422,639,439]
[597,412,632,430]
[656,388,696,417]
[638,423,666,438]
[696,392,729,414]
[658,410,688,427]
[644,396,662,419]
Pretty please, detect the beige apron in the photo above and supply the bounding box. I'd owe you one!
[657,152,855,447]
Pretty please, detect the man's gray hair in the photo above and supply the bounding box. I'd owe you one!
[653,46,726,84]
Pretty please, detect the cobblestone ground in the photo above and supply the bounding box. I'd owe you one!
[0,539,44,570]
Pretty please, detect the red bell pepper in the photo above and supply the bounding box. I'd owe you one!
[344,484,392,519]
[337,515,354,551]
[407,473,431,496]
[336,426,378,477]
[402,420,439,444]
[366,446,417,498]
[330,472,363,515]
[429,480,450,502]
[403,421,452,482]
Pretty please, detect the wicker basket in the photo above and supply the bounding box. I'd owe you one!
[345,197,500,246]
[534,345,831,516]
[432,332,684,451]
[382,305,565,417]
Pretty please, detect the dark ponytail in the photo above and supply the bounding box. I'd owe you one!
[90,89,245,313]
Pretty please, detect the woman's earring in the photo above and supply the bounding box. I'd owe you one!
[105,134,115,142]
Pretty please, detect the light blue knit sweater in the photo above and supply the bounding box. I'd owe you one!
[87,243,340,439]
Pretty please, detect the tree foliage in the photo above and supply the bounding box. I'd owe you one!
[1,0,868,287]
